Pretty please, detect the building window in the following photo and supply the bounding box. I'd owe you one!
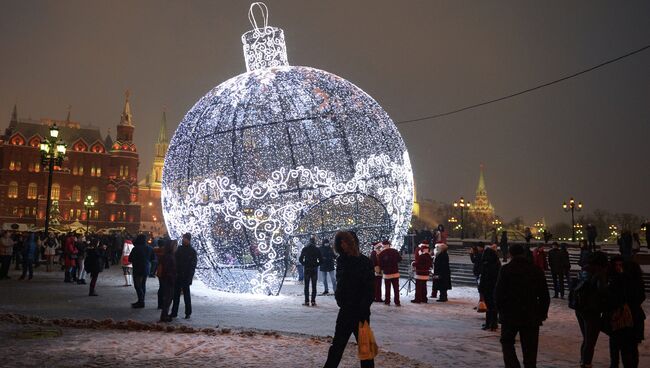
[72,185,81,202]
[51,183,60,200]
[78,165,83,176]
[89,186,99,202]
[16,161,21,171]
[96,166,101,177]
[9,161,15,171]
[119,165,124,177]
[34,163,40,172]
[124,166,129,177]
[76,209,81,219]
[72,166,78,175]
[93,210,99,219]
[12,207,18,215]
[7,181,18,199]
[90,165,95,177]
[25,207,30,216]
[27,183,37,199]
[69,209,74,219]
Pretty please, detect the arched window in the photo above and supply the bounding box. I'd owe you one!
[51,183,60,200]
[27,183,37,199]
[72,185,81,202]
[89,186,99,202]
[7,181,18,198]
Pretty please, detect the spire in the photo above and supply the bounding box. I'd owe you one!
[104,128,113,148]
[66,105,72,122]
[10,104,18,123]
[120,90,133,126]
[158,108,168,143]
[477,163,486,194]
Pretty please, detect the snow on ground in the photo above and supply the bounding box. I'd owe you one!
[0,265,648,367]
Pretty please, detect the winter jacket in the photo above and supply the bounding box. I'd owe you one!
[379,248,401,279]
[64,237,78,267]
[573,265,608,319]
[413,249,432,280]
[478,247,501,295]
[370,250,381,276]
[128,243,154,276]
[601,262,646,343]
[495,256,550,327]
[44,237,59,256]
[578,249,592,269]
[84,247,104,274]
[121,241,134,267]
[299,244,322,271]
[334,254,374,322]
[22,234,38,262]
[0,236,13,256]
[319,245,336,272]
[432,249,452,291]
[532,247,547,271]
[560,248,571,273]
[176,244,198,286]
[470,250,483,278]
[547,248,563,274]
[159,252,177,286]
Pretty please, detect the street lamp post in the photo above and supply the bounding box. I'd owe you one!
[453,197,471,239]
[562,197,582,242]
[40,124,66,236]
[84,195,95,233]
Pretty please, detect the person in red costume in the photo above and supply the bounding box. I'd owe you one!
[379,240,402,306]
[369,242,383,302]
[411,241,433,303]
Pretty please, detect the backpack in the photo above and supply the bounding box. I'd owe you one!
[568,272,597,311]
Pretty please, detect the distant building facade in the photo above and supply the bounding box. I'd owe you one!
[138,110,168,236]
[0,93,141,234]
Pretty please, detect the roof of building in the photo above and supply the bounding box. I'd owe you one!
[4,118,103,145]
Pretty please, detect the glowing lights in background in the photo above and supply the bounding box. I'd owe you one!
[162,2,413,295]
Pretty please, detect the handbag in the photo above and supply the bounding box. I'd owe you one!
[611,304,633,331]
[477,301,487,313]
[357,321,379,360]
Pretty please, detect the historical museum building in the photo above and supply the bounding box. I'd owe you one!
[0,94,141,234]
[138,110,168,236]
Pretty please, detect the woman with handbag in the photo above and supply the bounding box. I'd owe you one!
[323,231,375,368]
[603,256,646,368]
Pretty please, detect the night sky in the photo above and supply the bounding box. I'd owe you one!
[1,0,648,224]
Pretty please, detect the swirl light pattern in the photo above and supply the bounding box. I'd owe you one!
[162,3,413,295]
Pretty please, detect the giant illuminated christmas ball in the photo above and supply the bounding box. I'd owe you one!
[162,3,413,295]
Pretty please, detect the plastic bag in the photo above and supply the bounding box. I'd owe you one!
[357,321,379,360]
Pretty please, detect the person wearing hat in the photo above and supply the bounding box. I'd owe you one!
[379,240,402,306]
[432,243,451,302]
[128,234,154,308]
[411,240,433,303]
[171,233,197,319]
[369,242,383,302]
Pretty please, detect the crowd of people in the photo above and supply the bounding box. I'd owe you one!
[0,229,197,323]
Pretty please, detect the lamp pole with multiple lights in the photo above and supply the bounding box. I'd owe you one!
[562,197,582,242]
[453,197,471,239]
[448,216,458,237]
[84,195,95,233]
[40,124,67,235]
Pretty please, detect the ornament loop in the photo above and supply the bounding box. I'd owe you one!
[248,2,269,31]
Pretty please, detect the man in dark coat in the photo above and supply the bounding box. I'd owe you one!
[495,244,550,368]
[324,231,375,368]
[586,224,597,251]
[547,242,565,299]
[171,233,197,319]
[319,239,336,295]
[84,239,104,296]
[479,244,501,330]
[158,239,177,322]
[432,243,451,302]
[128,234,153,308]
[299,236,322,306]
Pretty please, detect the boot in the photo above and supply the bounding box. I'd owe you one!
[123,275,129,286]
[89,289,98,296]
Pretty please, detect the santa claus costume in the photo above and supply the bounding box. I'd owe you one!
[369,242,383,302]
[411,241,433,303]
[379,241,402,306]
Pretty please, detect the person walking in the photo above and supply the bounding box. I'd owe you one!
[158,239,177,322]
[532,243,547,273]
[128,234,152,308]
[469,242,485,307]
[84,239,104,296]
[299,236,322,306]
[76,235,88,284]
[121,237,134,286]
[586,224,597,252]
[411,241,432,304]
[171,233,197,319]
[379,240,402,306]
[432,242,451,302]
[495,244,550,368]
[618,230,633,260]
[499,231,509,263]
[19,233,38,280]
[369,242,383,302]
[319,238,336,295]
[548,242,565,299]
[43,233,59,272]
[602,256,646,368]
[479,243,501,331]
[571,251,608,368]
[323,231,375,368]
[560,243,572,293]
[63,233,78,283]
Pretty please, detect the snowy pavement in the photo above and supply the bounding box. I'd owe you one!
[0,265,648,367]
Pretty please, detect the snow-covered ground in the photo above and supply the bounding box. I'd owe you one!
[0,265,648,367]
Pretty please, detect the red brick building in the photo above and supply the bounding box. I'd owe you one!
[0,94,141,234]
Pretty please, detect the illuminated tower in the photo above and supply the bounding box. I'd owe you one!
[470,164,495,216]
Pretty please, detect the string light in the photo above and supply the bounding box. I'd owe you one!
[162,2,413,295]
